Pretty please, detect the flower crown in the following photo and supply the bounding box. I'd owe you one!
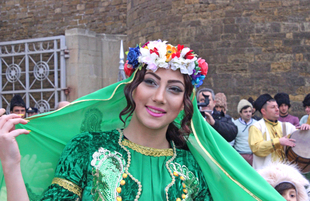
[124,40,208,87]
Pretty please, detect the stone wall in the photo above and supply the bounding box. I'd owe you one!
[127,0,310,119]
[0,0,127,41]
[2,0,310,119]
[65,29,126,101]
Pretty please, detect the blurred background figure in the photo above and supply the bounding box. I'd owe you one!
[27,107,38,117]
[274,93,299,127]
[214,92,238,146]
[300,93,310,125]
[248,97,261,121]
[56,101,70,110]
[214,93,227,114]
[197,89,237,143]
[10,94,26,118]
[258,162,309,201]
[233,99,257,166]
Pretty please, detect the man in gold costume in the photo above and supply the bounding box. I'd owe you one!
[248,94,310,170]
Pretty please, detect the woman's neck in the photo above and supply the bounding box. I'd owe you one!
[123,120,170,149]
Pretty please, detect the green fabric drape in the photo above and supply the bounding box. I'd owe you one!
[0,72,284,200]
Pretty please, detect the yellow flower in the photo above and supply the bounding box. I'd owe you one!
[166,45,177,62]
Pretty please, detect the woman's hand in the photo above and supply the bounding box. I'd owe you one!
[0,108,30,201]
[0,108,30,168]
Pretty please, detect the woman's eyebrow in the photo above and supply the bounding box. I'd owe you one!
[146,72,160,80]
[168,80,185,87]
[145,72,184,86]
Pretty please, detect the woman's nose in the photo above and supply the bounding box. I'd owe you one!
[152,87,166,104]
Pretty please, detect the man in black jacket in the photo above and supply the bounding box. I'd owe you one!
[197,88,238,142]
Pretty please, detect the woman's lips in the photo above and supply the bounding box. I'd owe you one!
[146,106,166,117]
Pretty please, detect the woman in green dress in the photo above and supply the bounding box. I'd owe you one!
[0,40,286,201]
[0,40,211,200]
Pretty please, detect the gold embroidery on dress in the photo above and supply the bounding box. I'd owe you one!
[52,177,83,198]
[122,139,173,157]
[169,162,200,200]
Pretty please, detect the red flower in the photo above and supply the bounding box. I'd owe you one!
[198,58,208,76]
[171,52,181,58]
[185,50,194,59]
[142,41,149,48]
[177,44,184,52]
[124,60,135,77]
[150,47,159,56]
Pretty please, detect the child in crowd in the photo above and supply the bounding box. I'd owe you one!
[258,162,309,201]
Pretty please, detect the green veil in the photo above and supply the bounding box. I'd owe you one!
[0,72,284,201]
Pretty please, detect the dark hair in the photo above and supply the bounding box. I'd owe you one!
[275,182,296,196]
[248,97,255,105]
[240,105,251,113]
[119,68,194,149]
[10,94,26,111]
[303,93,310,107]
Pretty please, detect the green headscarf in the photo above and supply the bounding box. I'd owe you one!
[0,72,284,200]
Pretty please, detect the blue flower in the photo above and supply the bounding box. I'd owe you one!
[191,74,205,88]
[127,45,140,68]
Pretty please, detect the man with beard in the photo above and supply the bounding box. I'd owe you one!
[233,99,257,166]
[248,94,310,170]
[274,93,299,127]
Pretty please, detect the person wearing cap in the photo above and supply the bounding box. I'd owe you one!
[248,94,310,170]
[27,107,38,117]
[233,99,257,166]
[258,162,309,201]
[274,93,299,127]
[10,94,26,118]
[248,97,262,121]
[197,88,237,142]
[300,93,310,125]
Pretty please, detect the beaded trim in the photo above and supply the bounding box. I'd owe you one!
[164,141,177,200]
[52,177,83,198]
[122,139,174,157]
[118,129,142,201]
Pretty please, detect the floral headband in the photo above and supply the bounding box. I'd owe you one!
[124,40,208,87]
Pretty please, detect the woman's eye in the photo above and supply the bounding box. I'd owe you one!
[144,79,157,86]
[169,86,183,93]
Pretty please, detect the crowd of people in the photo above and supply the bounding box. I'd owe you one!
[0,40,309,200]
[198,89,310,200]
[8,94,70,118]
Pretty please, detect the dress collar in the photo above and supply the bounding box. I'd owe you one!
[119,129,174,157]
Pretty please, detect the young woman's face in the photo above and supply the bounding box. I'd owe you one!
[132,68,185,131]
[281,188,297,201]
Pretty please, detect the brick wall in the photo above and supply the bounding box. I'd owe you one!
[127,0,310,119]
[2,0,310,119]
[0,0,127,41]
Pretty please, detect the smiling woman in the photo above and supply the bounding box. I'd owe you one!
[0,40,286,201]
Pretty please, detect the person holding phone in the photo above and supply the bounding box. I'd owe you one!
[197,88,237,142]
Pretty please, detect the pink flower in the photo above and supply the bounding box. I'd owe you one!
[198,58,208,76]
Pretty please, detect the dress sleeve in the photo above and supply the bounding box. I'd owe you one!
[40,133,90,200]
[248,126,280,157]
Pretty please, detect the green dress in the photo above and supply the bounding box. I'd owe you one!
[40,129,212,200]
